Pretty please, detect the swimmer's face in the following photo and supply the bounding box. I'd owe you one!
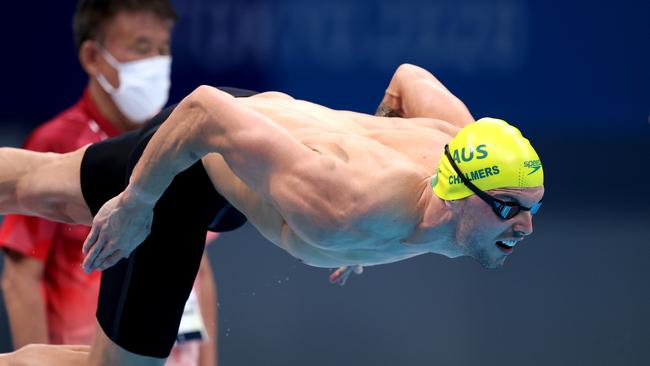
[453,186,544,269]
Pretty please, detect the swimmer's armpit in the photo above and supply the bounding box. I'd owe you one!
[375,102,403,118]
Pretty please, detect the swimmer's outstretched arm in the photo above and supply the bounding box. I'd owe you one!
[0,147,91,225]
[83,86,345,271]
[376,63,475,127]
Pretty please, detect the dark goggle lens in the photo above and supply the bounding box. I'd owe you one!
[499,204,520,220]
[497,201,542,220]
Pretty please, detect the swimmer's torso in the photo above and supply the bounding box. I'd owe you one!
[204,92,460,267]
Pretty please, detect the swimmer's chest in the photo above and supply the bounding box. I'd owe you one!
[294,232,420,267]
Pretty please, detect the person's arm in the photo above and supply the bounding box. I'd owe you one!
[1,250,48,348]
[196,254,217,366]
[376,63,475,128]
[83,85,347,271]
[0,147,91,225]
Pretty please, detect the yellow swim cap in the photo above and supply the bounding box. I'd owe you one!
[432,117,544,200]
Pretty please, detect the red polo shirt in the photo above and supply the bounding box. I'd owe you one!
[0,89,121,344]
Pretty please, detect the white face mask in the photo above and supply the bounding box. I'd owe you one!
[96,46,172,124]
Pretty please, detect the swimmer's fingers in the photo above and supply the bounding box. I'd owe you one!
[84,225,116,272]
[329,266,353,286]
[83,217,114,272]
[82,222,100,255]
[88,236,122,272]
[329,265,364,286]
[82,195,119,271]
[97,249,125,272]
[329,266,347,284]
[82,234,107,273]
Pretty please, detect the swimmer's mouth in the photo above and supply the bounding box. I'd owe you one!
[496,240,517,252]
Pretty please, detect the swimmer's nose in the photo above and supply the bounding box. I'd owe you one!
[513,211,534,237]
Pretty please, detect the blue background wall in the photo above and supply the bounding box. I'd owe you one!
[1,1,649,365]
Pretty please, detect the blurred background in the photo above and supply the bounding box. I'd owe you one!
[0,0,648,365]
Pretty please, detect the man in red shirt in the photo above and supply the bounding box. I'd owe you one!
[0,1,217,365]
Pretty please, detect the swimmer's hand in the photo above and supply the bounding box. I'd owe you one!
[82,190,154,273]
[329,265,363,286]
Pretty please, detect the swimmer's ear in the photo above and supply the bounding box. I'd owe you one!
[444,198,464,211]
[431,174,456,210]
[444,199,459,213]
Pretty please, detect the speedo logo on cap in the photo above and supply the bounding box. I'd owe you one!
[523,160,542,175]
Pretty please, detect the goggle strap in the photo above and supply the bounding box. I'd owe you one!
[444,145,497,204]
